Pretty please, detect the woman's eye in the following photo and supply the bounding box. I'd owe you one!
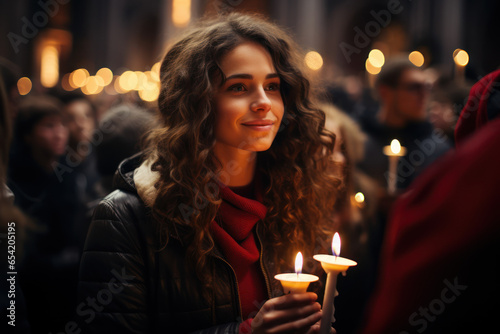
[228,84,246,93]
[265,83,280,91]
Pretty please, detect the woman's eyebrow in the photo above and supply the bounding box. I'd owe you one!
[225,73,279,81]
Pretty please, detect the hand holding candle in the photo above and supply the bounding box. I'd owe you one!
[275,252,319,294]
[383,139,407,195]
[314,233,357,334]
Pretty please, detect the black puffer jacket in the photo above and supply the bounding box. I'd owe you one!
[77,154,285,333]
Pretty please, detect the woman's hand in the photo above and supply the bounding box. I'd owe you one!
[251,292,323,334]
[306,320,337,334]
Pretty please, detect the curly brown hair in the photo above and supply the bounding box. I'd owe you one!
[145,13,340,283]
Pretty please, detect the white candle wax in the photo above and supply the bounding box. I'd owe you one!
[314,255,357,334]
[274,273,319,294]
[383,141,407,195]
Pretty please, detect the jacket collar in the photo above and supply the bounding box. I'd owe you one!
[112,152,144,193]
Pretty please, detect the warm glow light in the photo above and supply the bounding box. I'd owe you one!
[138,85,160,102]
[134,71,147,90]
[94,75,105,87]
[151,62,161,81]
[332,233,341,257]
[368,49,385,68]
[119,71,138,91]
[409,51,425,67]
[114,75,127,94]
[391,139,401,154]
[304,51,323,71]
[17,77,32,95]
[172,0,191,27]
[81,76,103,95]
[61,73,75,91]
[454,50,469,67]
[143,71,159,90]
[354,192,365,203]
[40,45,59,88]
[96,67,113,86]
[295,252,303,274]
[70,69,90,88]
[365,58,382,75]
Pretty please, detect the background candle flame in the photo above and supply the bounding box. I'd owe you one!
[295,252,303,274]
[332,233,341,257]
[390,139,401,154]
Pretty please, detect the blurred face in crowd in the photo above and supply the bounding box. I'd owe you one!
[382,68,430,125]
[213,41,284,157]
[64,99,95,145]
[26,115,68,158]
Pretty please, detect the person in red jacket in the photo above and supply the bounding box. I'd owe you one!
[78,13,339,334]
[359,70,500,333]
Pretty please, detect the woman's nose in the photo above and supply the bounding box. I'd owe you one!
[250,88,271,113]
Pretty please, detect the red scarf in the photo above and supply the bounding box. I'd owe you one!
[210,181,268,321]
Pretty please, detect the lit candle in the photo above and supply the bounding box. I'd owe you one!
[313,233,357,334]
[382,139,407,195]
[453,49,469,84]
[275,252,319,294]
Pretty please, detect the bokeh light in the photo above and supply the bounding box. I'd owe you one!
[17,77,32,95]
[40,45,59,88]
[365,58,381,75]
[139,85,160,102]
[96,67,113,86]
[70,69,90,88]
[409,51,425,67]
[172,0,191,27]
[368,49,385,68]
[81,76,103,95]
[151,62,161,81]
[304,51,323,71]
[118,71,138,92]
[61,73,75,91]
[454,49,469,66]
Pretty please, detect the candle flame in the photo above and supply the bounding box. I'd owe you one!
[332,233,341,257]
[354,192,365,203]
[390,139,401,154]
[295,252,303,274]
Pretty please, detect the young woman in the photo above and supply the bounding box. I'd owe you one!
[78,13,339,333]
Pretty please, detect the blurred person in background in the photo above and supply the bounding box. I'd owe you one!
[93,103,154,198]
[78,103,155,246]
[322,103,378,334]
[358,57,451,193]
[58,92,100,204]
[0,73,30,334]
[359,69,500,334]
[356,58,453,275]
[8,95,80,333]
[428,75,472,145]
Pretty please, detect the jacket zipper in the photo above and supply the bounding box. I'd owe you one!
[212,254,243,319]
[256,225,272,299]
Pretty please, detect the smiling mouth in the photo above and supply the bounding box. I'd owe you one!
[242,120,274,126]
[241,120,275,131]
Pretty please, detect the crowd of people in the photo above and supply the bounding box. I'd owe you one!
[1,11,497,334]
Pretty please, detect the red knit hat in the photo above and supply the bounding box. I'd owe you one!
[455,69,500,146]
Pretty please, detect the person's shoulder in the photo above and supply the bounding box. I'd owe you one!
[94,188,146,224]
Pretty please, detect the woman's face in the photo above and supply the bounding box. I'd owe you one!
[212,41,284,156]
